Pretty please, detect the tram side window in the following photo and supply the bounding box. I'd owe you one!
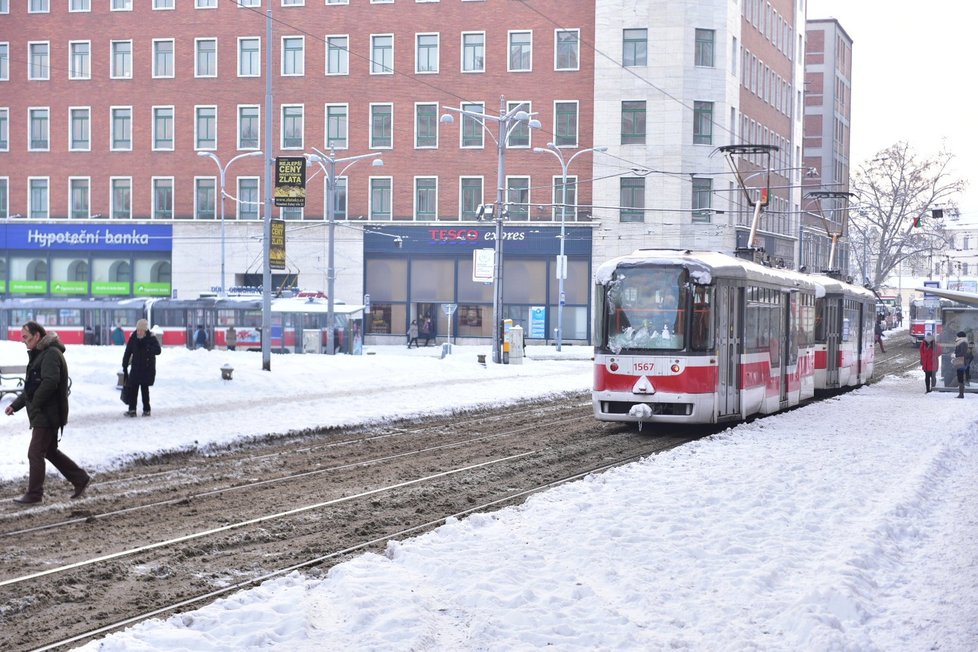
[12,309,35,327]
[690,285,714,350]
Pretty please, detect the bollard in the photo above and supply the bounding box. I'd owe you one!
[221,363,234,381]
[477,353,486,365]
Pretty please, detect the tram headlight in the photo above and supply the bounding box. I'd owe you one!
[609,361,619,372]
[670,363,681,373]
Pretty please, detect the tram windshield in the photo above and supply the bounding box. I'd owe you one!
[601,265,686,352]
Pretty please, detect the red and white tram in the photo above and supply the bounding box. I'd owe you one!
[908,297,948,345]
[592,250,876,425]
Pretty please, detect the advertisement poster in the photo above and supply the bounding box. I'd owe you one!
[270,219,286,270]
[274,157,306,207]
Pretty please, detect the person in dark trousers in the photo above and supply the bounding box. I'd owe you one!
[406,320,419,348]
[194,325,208,350]
[420,316,433,346]
[4,321,90,505]
[874,319,886,353]
[122,319,162,417]
[919,333,941,393]
[225,326,237,351]
[895,307,903,327]
[953,330,970,398]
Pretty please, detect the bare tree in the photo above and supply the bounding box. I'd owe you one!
[847,142,964,288]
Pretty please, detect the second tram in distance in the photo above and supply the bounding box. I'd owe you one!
[592,249,877,426]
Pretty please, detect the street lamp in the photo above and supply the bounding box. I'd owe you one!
[532,142,606,351]
[306,146,383,355]
[197,150,264,296]
[441,96,541,364]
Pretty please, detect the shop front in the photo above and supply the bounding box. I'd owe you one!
[363,224,593,346]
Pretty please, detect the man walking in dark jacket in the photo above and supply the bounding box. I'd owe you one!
[123,319,162,417]
[4,321,90,504]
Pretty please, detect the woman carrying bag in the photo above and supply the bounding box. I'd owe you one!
[122,319,162,417]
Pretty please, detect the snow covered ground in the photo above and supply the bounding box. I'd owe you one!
[2,337,976,651]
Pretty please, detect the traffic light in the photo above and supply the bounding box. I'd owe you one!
[912,215,922,228]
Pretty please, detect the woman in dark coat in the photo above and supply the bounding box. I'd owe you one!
[122,319,161,417]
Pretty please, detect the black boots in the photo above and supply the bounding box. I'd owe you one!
[958,382,965,399]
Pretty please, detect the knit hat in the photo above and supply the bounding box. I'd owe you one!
[924,333,934,343]
[957,331,967,338]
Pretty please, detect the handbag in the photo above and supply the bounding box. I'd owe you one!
[120,370,130,403]
[953,356,966,369]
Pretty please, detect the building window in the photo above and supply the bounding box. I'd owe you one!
[0,108,8,150]
[554,29,579,71]
[620,177,645,222]
[69,41,91,79]
[238,105,260,149]
[238,177,259,220]
[623,28,647,67]
[461,102,484,148]
[460,177,483,219]
[29,178,49,218]
[508,31,532,71]
[195,178,216,219]
[110,106,132,156]
[111,178,132,219]
[416,33,439,73]
[506,101,530,148]
[415,177,437,220]
[153,106,174,150]
[326,0,348,4]
[506,177,530,219]
[280,207,303,221]
[0,178,7,217]
[238,37,260,77]
[282,36,304,76]
[153,178,173,219]
[370,178,392,220]
[154,0,174,9]
[196,0,217,6]
[70,178,90,218]
[552,176,577,221]
[0,44,8,81]
[554,101,578,147]
[195,106,217,150]
[326,36,349,75]
[111,40,132,79]
[621,100,646,145]
[332,177,348,219]
[29,42,50,80]
[371,35,393,74]
[461,32,485,72]
[691,177,712,222]
[196,38,217,77]
[415,103,437,148]
[238,0,258,6]
[153,39,174,78]
[29,0,49,12]
[69,107,90,150]
[111,0,132,9]
[29,108,49,150]
[693,101,713,145]
[695,29,715,67]
[325,104,348,149]
[281,105,304,149]
[370,104,393,148]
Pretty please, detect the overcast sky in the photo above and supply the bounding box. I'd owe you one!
[807,0,977,222]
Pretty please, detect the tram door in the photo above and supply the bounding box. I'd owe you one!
[716,284,740,418]
[778,293,790,406]
[825,298,840,388]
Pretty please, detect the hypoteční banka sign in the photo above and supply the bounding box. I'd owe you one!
[1,224,173,252]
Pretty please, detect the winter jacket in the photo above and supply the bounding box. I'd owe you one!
[954,337,970,364]
[123,331,162,386]
[919,340,941,372]
[9,333,70,430]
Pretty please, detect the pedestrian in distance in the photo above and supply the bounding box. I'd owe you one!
[919,333,941,393]
[420,316,433,347]
[225,326,237,351]
[953,330,970,398]
[122,319,162,417]
[4,321,90,505]
[406,320,419,348]
[194,325,208,350]
[874,319,886,353]
[895,307,904,328]
[111,324,125,345]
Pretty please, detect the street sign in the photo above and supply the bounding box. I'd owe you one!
[442,303,458,316]
[473,248,494,283]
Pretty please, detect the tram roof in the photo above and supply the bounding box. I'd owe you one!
[270,298,365,314]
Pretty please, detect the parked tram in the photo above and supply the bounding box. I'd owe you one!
[0,295,364,354]
[592,250,876,426]
[908,297,949,345]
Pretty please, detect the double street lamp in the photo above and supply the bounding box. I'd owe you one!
[532,143,606,351]
[306,146,383,355]
[197,150,264,296]
[440,96,540,364]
